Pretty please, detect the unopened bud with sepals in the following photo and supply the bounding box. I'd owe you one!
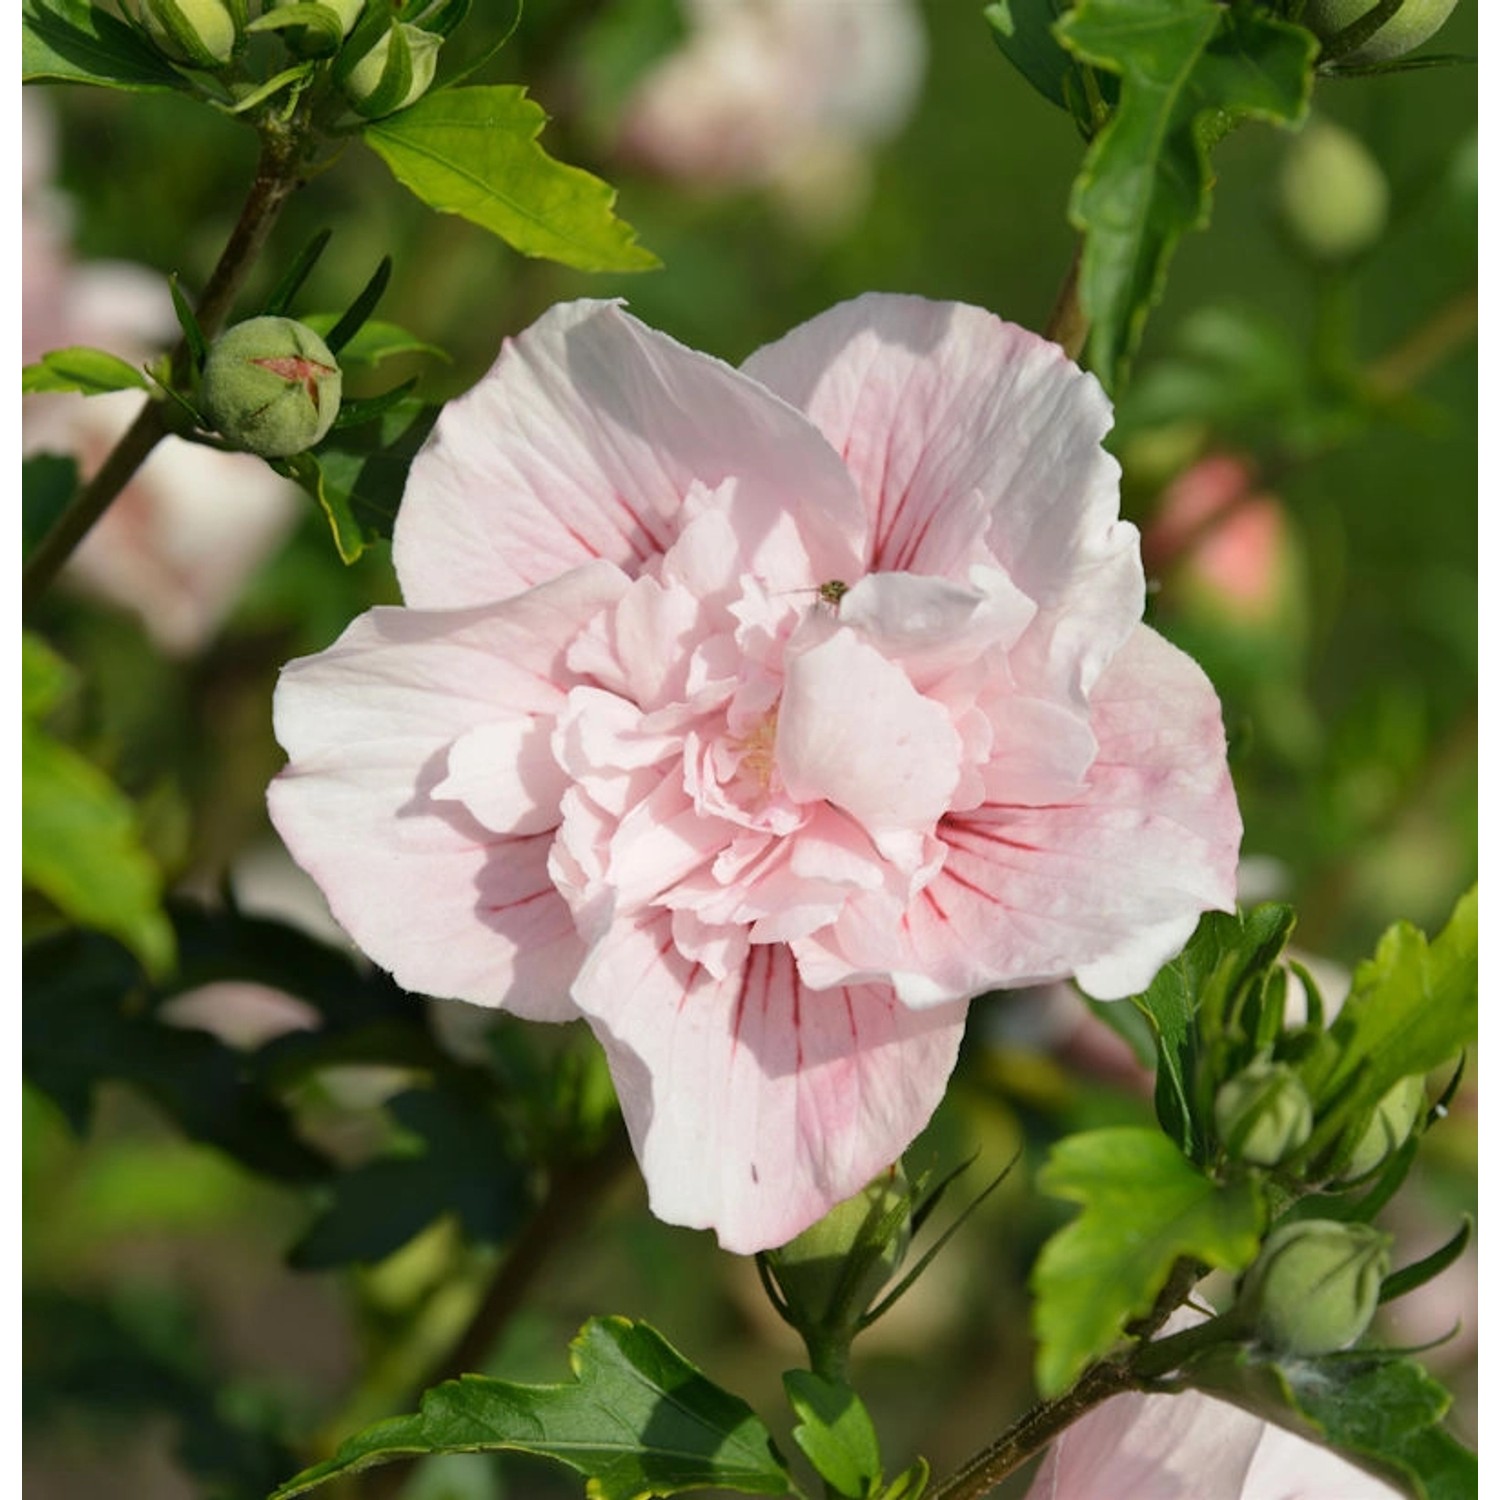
[200,316,342,459]
[1239,1219,1390,1356]
[129,0,240,68]
[1337,1074,1427,1182]
[1215,1059,1314,1167]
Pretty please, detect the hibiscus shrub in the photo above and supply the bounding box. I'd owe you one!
[22,4,1476,1500]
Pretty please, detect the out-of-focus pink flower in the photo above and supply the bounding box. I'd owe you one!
[1143,454,1294,626]
[23,96,299,654]
[269,295,1241,1252]
[617,0,924,222]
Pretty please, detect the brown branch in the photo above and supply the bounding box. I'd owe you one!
[1044,243,1089,363]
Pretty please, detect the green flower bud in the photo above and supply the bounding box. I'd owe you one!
[1279,119,1389,262]
[766,1166,912,1346]
[200,317,342,459]
[1338,1074,1427,1181]
[130,0,239,68]
[267,0,366,54]
[1302,0,1461,65]
[1214,1060,1314,1167]
[1240,1219,1390,1356]
[341,23,443,119]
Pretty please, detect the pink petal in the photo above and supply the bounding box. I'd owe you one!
[799,624,1240,1004]
[269,564,628,1019]
[571,912,968,1253]
[394,300,866,608]
[742,293,1143,699]
[777,628,961,834]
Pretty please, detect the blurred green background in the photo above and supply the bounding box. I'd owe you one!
[24,3,1476,1497]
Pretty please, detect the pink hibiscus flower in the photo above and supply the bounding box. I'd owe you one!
[269,296,1241,1252]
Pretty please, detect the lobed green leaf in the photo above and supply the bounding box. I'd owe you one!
[1297,888,1477,1170]
[783,1370,882,1499]
[1056,0,1315,390]
[1032,1126,1264,1396]
[271,1316,792,1498]
[363,85,660,273]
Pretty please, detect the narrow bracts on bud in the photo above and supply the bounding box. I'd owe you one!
[200,316,342,458]
[1214,1060,1314,1167]
[1238,1219,1390,1356]
[129,0,240,67]
[761,1166,912,1376]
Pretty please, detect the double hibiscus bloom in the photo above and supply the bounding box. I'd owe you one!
[270,295,1241,1253]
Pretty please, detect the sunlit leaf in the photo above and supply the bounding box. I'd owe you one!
[363,85,659,273]
[1032,1127,1264,1396]
[22,636,174,977]
[1300,888,1477,1163]
[23,346,149,396]
[783,1371,882,1499]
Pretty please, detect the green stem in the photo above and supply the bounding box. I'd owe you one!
[22,117,313,614]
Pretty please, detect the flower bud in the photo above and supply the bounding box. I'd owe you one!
[130,0,239,68]
[268,0,365,54]
[1239,1219,1390,1356]
[1302,0,1461,65]
[766,1166,912,1344]
[341,23,443,119]
[1337,1074,1427,1181]
[1279,119,1389,262]
[200,316,342,459]
[1215,1060,1314,1167]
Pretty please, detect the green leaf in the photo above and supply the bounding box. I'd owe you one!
[22,346,149,396]
[289,1086,530,1268]
[22,636,174,977]
[1130,904,1296,1159]
[363,85,660,273]
[280,397,439,561]
[1032,1127,1264,1396]
[984,0,1104,129]
[270,1317,793,1499]
[1181,1343,1476,1500]
[879,1459,930,1500]
[1307,890,1477,1124]
[301,315,448,370]
[22,0,186,91]
[1056,0,1316,390]
[783,1370,881,1499]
